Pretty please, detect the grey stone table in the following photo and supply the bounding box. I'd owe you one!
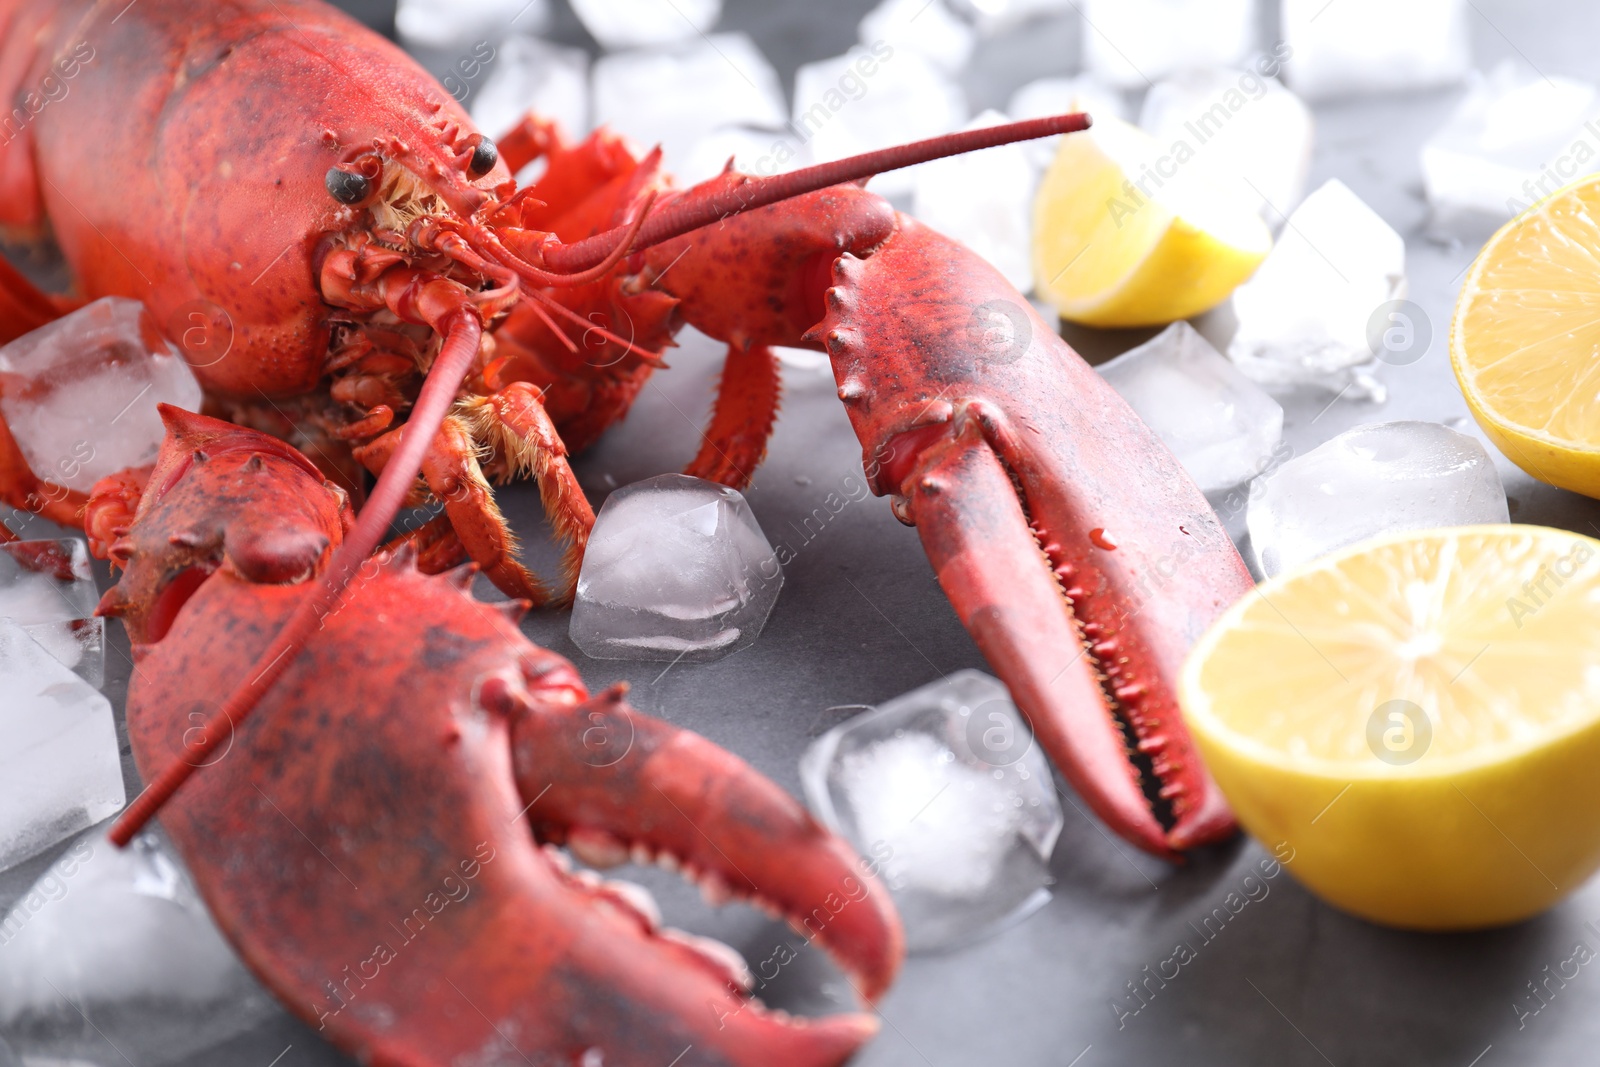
[6,1,1600,1065]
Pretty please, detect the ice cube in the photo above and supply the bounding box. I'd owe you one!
[1228,179,1406,398]
[592,34,787,172]
[859,0,976,75]
[1421,60,1600,229]
[1081,0,1255,89]
[470,36,590,149]
[0,297,202,495]
[0,538,104,687]
[793,47,967,199]
[912,110,1037,292]
[1246,421,1509,578]
[1007,75,1128,170]
[0,828,277,1065]
[570,474,782,661]
[0,620,123,872]
[396,0,548,51]
[570,0,722,51]
[800,670,1062,952]
[1099,322,1284,494]
[1138,66,1315,221]
[950,0,1078,35]
[680,125,810,186]
[1281,0,1470,101]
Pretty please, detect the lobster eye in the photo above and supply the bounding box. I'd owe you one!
[325,167,371,205]
[468,138,498,178]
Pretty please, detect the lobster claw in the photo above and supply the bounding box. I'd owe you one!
[816,219,1256,858]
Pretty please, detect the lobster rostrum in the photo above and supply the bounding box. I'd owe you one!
[119,408,905,1066]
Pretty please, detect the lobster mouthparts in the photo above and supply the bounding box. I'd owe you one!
[818,219,1256,858]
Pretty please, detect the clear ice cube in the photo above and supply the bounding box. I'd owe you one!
[1246,421,1510,578]
[570,0,722,51]
[1008,75,1128,170]
[470,35,590,149]
[570,474,783,662]
[1228,179,1406,398]
[1081,0,1255,88]
[800,670,1062,952]
[859,0,976,75]
[0,619,124,873]
[912,110,1037,292]
[592,34,787,172]
[1138,66,1315,222]
[0,538,104,686]
[1099,322,1284,495]
[1281,0,1470,101]
[0,297,202,495]
[681,125,810,186]
[396,0,549,51]
[793,47,968,199]
[1421,60,1600,227]
[0,828,278,1065]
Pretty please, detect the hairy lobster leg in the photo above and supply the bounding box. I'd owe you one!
[685,344,783,490]
[352,413,545,605]
[381,511,471,575]
[84,463,152,559]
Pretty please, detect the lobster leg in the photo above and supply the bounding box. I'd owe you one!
[685,343,783,490]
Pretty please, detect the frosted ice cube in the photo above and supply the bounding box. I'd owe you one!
[680,125,810,186]
[397,0,548,50]
[0,297,202,495]
[1247,421,1509,578]
[0,620,123,873]
[1228,179,1406,398]
[1099,322,1284,494]
[793,47,967,199]
[570,0,721,51]
[800,670,1061,952]
[1422,60,1600,226]
[1081,0,1254,89]
[0,828,277,1065]
[0,538,104,686]
[1008,75,1127,170]
[950,0,1078,35]
[1281,0,1470,101]
[470,35,590,149]
[593,34,787,172]
[571,474,782,661]
[859,0,976,75]
[1139,66,1315,221]
[912,110,1037,292]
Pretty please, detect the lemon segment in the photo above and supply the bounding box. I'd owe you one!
[1032,113,1271,327]
[1179,525,1600,929]
[1452,174,1600,497]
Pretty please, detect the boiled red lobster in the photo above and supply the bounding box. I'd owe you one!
[0,0,1256,1058]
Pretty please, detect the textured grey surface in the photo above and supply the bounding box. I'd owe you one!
[4,1,1600,1065]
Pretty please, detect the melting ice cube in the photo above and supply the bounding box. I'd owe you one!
[1081,0,1255,88]
[1281,0,1470,101]
[0,297,201,495]
[470,35,590,149]
[0,619,124,873]
[570,474,783,662]
[800,671,1062,952]
[396,0,548,51]
[570,0,722,51]
[1228,179,1406,399]
[0,538,104,686]
[912,111,1037,292]
[0,828,277,1065]
[859,0,976,75]
[1247,421,1509,578]
[1422,60,1600,229]
[1139,66,1315,222]
[1099,322,1284,495]
[593,34,787,172]
[793,47,968,199]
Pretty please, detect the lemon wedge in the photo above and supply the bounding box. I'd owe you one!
[1180,525,1600,929]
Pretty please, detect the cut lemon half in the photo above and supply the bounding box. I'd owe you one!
[1452,175,1600,497]
[1180,525,1600,929]
[1032,113,1271,327]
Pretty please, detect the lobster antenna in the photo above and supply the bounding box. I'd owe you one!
[542,112,1092,275]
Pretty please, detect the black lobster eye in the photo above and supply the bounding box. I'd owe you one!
[325,167,371,205]
[468,138,498,178]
